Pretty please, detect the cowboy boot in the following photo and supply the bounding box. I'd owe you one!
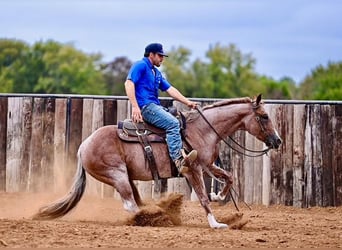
[174,149,198,174]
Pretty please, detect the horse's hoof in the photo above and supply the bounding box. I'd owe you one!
[215,223,228,229]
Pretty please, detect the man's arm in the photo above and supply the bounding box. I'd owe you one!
[124,79,143,122]
[166,86,198,109]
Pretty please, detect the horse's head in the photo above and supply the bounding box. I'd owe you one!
[245,94,282,149]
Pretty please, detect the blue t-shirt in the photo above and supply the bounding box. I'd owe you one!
[127,57,171,108]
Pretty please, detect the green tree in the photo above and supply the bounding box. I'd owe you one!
[298,62,342,100]
[205,43,260,98]
[161,46,196,97]
[0,39,107,94]
[0,39,30,92]
[32,40,106,94]
[101,56,132,96]
[258,75,296,99]
[162,43,261,98]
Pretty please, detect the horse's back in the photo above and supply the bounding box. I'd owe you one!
[79,125,120,161]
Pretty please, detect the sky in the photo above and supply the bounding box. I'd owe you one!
[1,0,342,83]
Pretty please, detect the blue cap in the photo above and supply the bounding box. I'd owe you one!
[144,43,168,57]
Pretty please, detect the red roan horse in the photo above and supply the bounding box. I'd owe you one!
[33,94,281,228]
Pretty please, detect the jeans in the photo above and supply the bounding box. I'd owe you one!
[141,103,182,161]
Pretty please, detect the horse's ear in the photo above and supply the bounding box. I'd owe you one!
[256,94,262,105]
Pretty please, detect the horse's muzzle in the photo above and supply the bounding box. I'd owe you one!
[265,134,282,149]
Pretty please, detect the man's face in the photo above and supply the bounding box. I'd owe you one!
[150,53,164,67]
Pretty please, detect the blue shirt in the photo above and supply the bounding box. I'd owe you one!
[127,57,171,108]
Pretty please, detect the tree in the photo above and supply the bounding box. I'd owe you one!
[32,40,106,94]
[298,61,342,100]
[205,43,261,98]
[0,39,30,92]
[162,43,261,98]
[161,46,196,97]
[258,75,296,99]
[0,39,107,94]
[101,56,132,96]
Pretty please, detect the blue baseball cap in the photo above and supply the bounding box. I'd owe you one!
[144,43,168,57]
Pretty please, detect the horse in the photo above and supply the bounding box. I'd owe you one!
[33,94,282,229]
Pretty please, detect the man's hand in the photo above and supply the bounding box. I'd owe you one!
[187,101,200,109]
[132,106,143,123]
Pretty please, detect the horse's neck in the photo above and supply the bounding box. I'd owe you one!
[199,104,249,141]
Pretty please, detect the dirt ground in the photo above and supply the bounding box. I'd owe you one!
[0,191,341,248]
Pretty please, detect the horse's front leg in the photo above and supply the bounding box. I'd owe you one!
[207,163,233,202]
[183,164,228,229]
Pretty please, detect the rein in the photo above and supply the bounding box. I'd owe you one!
[195,106,270,157]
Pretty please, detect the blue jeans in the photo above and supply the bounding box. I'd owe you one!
[141,103,182,161]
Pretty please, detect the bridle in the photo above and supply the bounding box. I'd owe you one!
[195,105,271,157]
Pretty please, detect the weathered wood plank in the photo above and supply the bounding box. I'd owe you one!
[53,99,67,192]
[292,105,306,208]
[321,105,334,206]
[283,104,294,206]
[333,104,342,206]
[27,98,44,192]
[253,135,264,204]
[41,98,55,192]
[269,104,283,205]
[303,105,313,207]
[230,130,245,202]
[82,99,100,197]
[19,97,33,191]
[244,133,255,204]
[116,100,130,121]
[262,104,272,206]
[65,98,83,186]
[167,177,191,200]
[311,105,323,206]
[6,98,24,192]
[103,99,117,125]
[135,180,153,200]
[0,97,7,191]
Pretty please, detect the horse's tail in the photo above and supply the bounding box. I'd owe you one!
[32,150,86,220]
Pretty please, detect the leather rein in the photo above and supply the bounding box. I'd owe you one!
[195,106,270,157]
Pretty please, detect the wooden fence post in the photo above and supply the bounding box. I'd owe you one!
[0,97,7,191]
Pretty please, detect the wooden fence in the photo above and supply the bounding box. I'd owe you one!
[0,94,341,208]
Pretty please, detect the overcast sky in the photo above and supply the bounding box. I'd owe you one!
[1,0,342,83]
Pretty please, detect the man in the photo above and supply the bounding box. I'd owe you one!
[124,42,198,174]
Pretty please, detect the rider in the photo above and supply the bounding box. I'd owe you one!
[124,42,198,174]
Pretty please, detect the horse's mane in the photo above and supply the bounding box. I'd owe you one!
[202,97,252,110]
[183,97,252,123]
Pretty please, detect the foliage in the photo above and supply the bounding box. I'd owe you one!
[161,46,195,97]
[101,56,132,95]
[0,39,29,92]
[0,38,340,100]
[258,75,296,99]
[0,39,107,94]
[162,43,271,98]
[298,62,342,100]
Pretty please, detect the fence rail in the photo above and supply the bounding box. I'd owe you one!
[0,94,341,208]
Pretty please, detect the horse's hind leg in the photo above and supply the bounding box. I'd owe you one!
[102,164,140,213]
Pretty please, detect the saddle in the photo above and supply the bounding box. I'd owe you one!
[117,108,187,191]
[117,107,186,143]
